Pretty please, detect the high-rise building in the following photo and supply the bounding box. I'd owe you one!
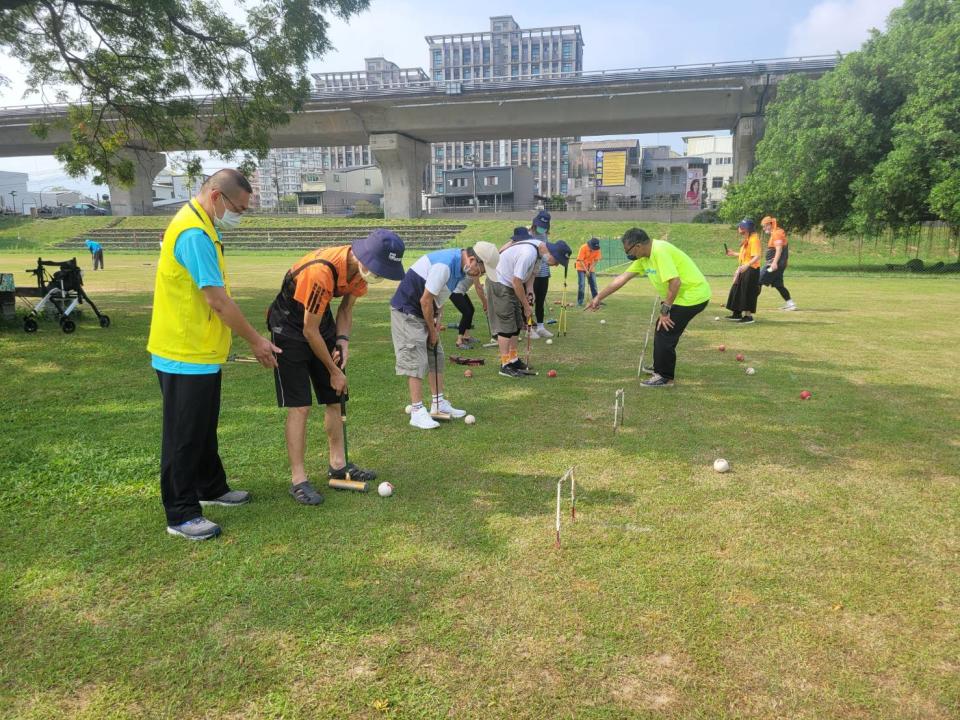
[252,58,427,209]
[425,15,584,199]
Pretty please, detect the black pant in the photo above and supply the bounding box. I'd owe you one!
[533,275,549,324]
[759,247,790,301]
[654,301,708,380]
[93,249,104,270]
[157,370,230,525]
[449,292,474,335]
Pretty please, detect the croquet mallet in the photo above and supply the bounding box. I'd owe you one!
[328,394,369,492]
[636,295,660,377]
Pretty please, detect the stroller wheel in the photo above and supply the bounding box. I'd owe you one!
[24,317,39,333]
[99,314,111,328]
[61,318,77,334]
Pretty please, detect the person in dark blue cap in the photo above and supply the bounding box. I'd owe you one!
[489,226,571,377]
[529,209,554,339]
[266,229,405,505]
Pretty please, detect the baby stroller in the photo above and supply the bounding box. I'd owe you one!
[18,257,111,333]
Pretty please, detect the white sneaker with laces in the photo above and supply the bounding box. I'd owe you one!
[782,300,798,311]
[409,407,440,429]
[432,398,466,418]
[527,327,542,340]
[537,325,553,338]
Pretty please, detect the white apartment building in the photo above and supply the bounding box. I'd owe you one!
[425,15,584,198]
[0,170,29,214]
[683,135,733,207]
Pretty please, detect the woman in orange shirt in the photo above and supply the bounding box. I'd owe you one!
[724,218,762,324]
[575,238,602,306]
[759,216,797,311]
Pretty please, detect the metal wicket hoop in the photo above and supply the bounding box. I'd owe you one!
[555,467,577,548]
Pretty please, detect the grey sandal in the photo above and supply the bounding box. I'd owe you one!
[290,480,324,505]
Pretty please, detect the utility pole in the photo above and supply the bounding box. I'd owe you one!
[9,190,17,215]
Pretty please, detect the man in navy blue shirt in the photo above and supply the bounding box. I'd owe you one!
[390,243,500,429]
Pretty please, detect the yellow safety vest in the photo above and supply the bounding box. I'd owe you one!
[146,200,232,364]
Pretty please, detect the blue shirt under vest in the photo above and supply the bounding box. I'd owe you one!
[390,248,466,318]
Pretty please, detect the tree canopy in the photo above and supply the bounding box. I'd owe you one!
[721,0,960,234]
[0,0,369,184]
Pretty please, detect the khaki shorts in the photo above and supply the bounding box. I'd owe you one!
[391,308,444,378]
[487,280,524,337]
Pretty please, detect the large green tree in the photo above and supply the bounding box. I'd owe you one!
[0,0,369,183]
[722,0,960,234]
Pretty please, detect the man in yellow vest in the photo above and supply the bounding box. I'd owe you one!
[147,169,280,541]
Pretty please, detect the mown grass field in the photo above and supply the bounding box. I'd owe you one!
[0,225,958,719]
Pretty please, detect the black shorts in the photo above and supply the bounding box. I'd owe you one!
[272,330,345,408]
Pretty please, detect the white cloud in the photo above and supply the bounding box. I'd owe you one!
[787,0,903,56]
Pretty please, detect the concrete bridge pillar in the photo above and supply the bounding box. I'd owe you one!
[370,133,429,219]
[732,115,765,184]
[109,148,165,216]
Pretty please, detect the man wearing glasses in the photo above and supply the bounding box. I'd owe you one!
[586,228,711,387]
[147,169,280,540]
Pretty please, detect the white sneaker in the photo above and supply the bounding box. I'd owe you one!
[782,300,798,311]
[409,407,440,429]
[537,325,553,338]
[431,398,466,418]
[527,327,542,340]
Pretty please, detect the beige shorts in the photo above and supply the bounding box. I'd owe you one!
[487,279,524,337]
[390,308,444,378]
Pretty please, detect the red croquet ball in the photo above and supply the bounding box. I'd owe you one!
[718,344,726,352]
[464,369,473,378]
[736,353,745,362]
[547,369,558,378]
[800,390,812,400]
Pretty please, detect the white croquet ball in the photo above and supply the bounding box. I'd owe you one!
[600,319,607,325]
[746,367,756,375]
[404,404,412,414]
[713,458,730,473]
[714,316,720,321]
[464,414,476,425]
[546,338,553,345]
[378,481,394,497]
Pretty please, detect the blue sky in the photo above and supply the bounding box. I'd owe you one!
[0,0,902,195]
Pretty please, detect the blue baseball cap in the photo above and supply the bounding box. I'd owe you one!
[351,229,405,281]
[588,237,600,250]
[532,210,551,230]
[738,218,755,233]
[546,240,572,269]
[511,226,533,242]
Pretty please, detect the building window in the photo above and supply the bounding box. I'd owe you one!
[562,62,573,73]
[511,65,519,77]
[463,67,471,80]
[531,64,540,76]
[448,177,467,188]
[511,45,519,62]
[560,181,568,194]
[483,176,499,187]
[483,47,490,64]
[436,147,444,159]
[433,71,442,81]
[463,48,471,64]
[435,183,443,193]
[712,177,724,189]
[333,174,340,182]
[365,178,371,186]
[433,50,442,68]
[531,44,540,61]
[562,41,573,60]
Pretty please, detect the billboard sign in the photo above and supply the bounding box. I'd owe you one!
[595,150,627,187]
[685,168,703,207]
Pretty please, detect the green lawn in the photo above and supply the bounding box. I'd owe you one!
[0,243,958,718]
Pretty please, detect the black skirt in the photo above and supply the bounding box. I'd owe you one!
[725,266,761,314]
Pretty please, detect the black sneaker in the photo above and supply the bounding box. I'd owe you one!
[499,364,526,378]
[724,314,742,321]
[738,316,755,324]
[328,463,377,483]
[510,359,538,376]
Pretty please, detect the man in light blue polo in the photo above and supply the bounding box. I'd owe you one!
[390,242,500,429]
[85,238,104,270]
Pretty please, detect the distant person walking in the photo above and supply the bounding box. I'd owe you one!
[147,169,280,541]
[575,238,602,306]
[724,218,762,324]
[759,216,797,311]
[85,239,104,270]
[587,228,711,387]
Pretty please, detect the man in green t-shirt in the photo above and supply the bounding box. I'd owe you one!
[586,228,711,387]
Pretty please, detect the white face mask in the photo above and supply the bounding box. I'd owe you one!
[214,194,242,229]
[358,264,384,284]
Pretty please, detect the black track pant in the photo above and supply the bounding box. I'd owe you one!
[533,275,549,324]
[449,292,474,335]
[157,370,230,525]
[653,301,709,381]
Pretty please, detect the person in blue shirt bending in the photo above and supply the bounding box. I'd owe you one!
[85,239,104,270]
[390,242,500,429]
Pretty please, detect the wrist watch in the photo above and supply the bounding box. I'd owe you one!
[660,302,672,316]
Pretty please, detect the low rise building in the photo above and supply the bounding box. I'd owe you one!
[683,135,733,208]
[430,165,535,211]
[295,166,383,215]
[0,170,28,214]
